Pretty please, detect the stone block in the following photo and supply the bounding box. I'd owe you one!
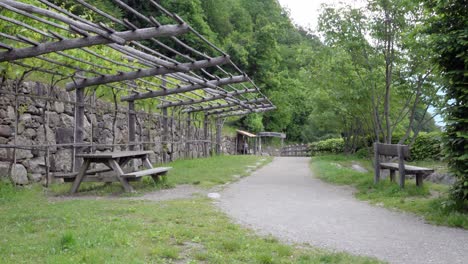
[22,157,46,174]
[54,101,65,113]
[0,161,10,178]
[11,163,28,185]
[59,113,74,128]
[0,125,12,137]
[29,173,43,183]
[55,128,74,144]
[51,149,73,172]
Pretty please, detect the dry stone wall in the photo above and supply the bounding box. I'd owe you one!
[0,79,235,185]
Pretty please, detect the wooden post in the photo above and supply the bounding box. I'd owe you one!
[374,143,380,184]
[254,137,257,155]
[128,100,136,151]
[398,145,406,188]
[186,113,191,158]
[258,137,262,155]
[74,87,85,171]
[203,114,209,157]
[162,107,168,162]
[216,118,222,155]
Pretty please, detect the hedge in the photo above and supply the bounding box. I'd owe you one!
[310,132,442,160]
[309,138,344,155]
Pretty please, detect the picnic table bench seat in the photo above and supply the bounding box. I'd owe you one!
[122,167,171,178]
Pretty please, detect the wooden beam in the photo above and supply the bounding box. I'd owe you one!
[216,107,276,118]
[185,98,267,113]
[0,25,189,62]
[206,106,245,116]
[156,89,257,108]
[121,74,248,101]
[0,0,126,44]
[66,55,230,91]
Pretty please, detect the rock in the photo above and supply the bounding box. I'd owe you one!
[7,136,34,160]
[26,104,41,115]
[0,161,10,178]
[351,164,369,173]
[29,173,43,182]
[207,193,221,199]
[37,126,56,147]
[7,106,15,120]
[23,157,46,174]
[55,128,74,144]
[331,162,342,168]
[0,125,12,137]
[20,113,42,128]
[46,111,60,127]
[11,164,28,185]
[54,101,65,113]
[51,149,73,172]
[22,128,36,139]
[426,172,456,185]
[0,137,8,144]
[59,113,74,128]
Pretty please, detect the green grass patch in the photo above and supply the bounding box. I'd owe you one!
[166,155,272,188]
[311,155,468,229]
[49,155,272,196]
[0,183,380,263]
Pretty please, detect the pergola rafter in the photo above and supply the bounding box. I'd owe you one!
[0,0,276,157]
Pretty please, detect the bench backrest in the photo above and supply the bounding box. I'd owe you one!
[374,143,410,159]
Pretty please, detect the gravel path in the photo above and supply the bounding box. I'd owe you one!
[217,157,468,264]
[50,184,203,202]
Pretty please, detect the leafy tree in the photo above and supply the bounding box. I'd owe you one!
[424,0,467,205]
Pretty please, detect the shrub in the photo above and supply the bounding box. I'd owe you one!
[355,147,371,159]
[310,138,344,155]
[410,132,442,161]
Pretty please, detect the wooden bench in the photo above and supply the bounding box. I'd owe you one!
[122,167,171,182]
[374,143,434,188]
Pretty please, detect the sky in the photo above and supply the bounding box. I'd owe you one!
[277,0,366,31]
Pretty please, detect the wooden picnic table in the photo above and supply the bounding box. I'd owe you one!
[69,151,171,193]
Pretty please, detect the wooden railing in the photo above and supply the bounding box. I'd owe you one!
[280,144,310,157]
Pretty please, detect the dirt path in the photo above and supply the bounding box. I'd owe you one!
[217,157,468,264]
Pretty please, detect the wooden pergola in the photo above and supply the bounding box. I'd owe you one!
[0,0,275,170]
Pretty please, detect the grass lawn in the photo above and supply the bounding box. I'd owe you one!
[311,154,468,229]
[50,155,272,196]
[167,155,272,187]
[0,155,381,264]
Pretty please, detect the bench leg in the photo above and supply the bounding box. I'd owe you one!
[151,172,167,184]
[70,159,91,194]
[107,159,134,192]
[389,170,395,182]
[416,173,423,187]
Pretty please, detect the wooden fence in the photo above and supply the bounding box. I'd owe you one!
[280,144,310,157]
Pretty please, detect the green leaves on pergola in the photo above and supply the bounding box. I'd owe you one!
[0,0,274,117]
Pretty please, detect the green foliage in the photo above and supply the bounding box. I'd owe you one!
[310,138,344,155]
[424,0,468,205]
[242,113,264,133]
[411,132,442,161]
[312,155,468,229]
